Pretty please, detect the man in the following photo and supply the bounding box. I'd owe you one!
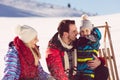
[46,20,78,80]
[46,19,105,80]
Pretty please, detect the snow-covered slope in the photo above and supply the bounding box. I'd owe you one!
[0,14,120,79]
[0,4,41,17]
[0,0,84,17]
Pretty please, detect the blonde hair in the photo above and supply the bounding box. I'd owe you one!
[29,46,41,66]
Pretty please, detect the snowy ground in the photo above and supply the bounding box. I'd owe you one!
[0,14,120,79]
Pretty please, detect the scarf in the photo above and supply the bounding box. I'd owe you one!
[58,35,77,75]
[14,37,38,78]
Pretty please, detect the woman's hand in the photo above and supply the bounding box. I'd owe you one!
[87,55,101,70]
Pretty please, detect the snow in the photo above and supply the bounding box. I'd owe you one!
[0,14,120,79]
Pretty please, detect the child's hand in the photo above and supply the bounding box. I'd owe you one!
[86,35,97,43]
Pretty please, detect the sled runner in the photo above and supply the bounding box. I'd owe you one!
[96,22,119,80]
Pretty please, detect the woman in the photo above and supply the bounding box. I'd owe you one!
[2,25,55,80]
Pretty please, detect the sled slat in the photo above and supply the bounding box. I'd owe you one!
[105,22,119,80]
[97,22,119,80]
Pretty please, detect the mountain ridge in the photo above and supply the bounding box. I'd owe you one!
[0,0,96,17]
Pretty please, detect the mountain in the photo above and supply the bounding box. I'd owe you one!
[0,0,95,17]
[0,4,41,17]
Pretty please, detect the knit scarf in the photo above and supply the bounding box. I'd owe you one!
[14,37,38,78]
[58,35,77,75]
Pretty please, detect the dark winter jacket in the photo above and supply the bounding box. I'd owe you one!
[46,33,77,80]
[74,27,109,80]
[76,27,102,79]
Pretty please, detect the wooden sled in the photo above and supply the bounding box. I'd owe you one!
[96,22,119,80]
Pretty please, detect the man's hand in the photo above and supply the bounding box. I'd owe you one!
[87,55,101,70]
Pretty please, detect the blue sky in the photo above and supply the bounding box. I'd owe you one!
[37,0,120,15]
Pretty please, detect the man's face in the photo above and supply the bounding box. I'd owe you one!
[68,24,78,42]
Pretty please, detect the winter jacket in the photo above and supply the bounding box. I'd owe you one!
[76,27,102,79]
[46,33,77,80]
[2,41,54,80]
[14,37,39,78]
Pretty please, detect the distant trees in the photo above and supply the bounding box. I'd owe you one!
[67,3,71,8]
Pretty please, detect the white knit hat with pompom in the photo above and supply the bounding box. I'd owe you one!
[80,14,93,30]
[15,25,37,43]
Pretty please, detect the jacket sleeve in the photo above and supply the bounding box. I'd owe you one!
[2,47,20,80]
[94,57,109,80]
[85,27,101,43]
[91,27,101,41]
[94,64,109,80]
[46,48,68,80]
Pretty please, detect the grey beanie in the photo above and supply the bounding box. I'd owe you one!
[15,25,37,43]
[80,14,93,30]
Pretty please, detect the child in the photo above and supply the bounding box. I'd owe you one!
[75,14,108,80]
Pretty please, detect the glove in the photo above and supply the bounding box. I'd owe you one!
[86,35,97,43]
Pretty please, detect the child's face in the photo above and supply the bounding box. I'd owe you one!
[80,28,91,37]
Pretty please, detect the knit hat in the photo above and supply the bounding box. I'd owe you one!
[80,14,93,30]
[15,25,37,43]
